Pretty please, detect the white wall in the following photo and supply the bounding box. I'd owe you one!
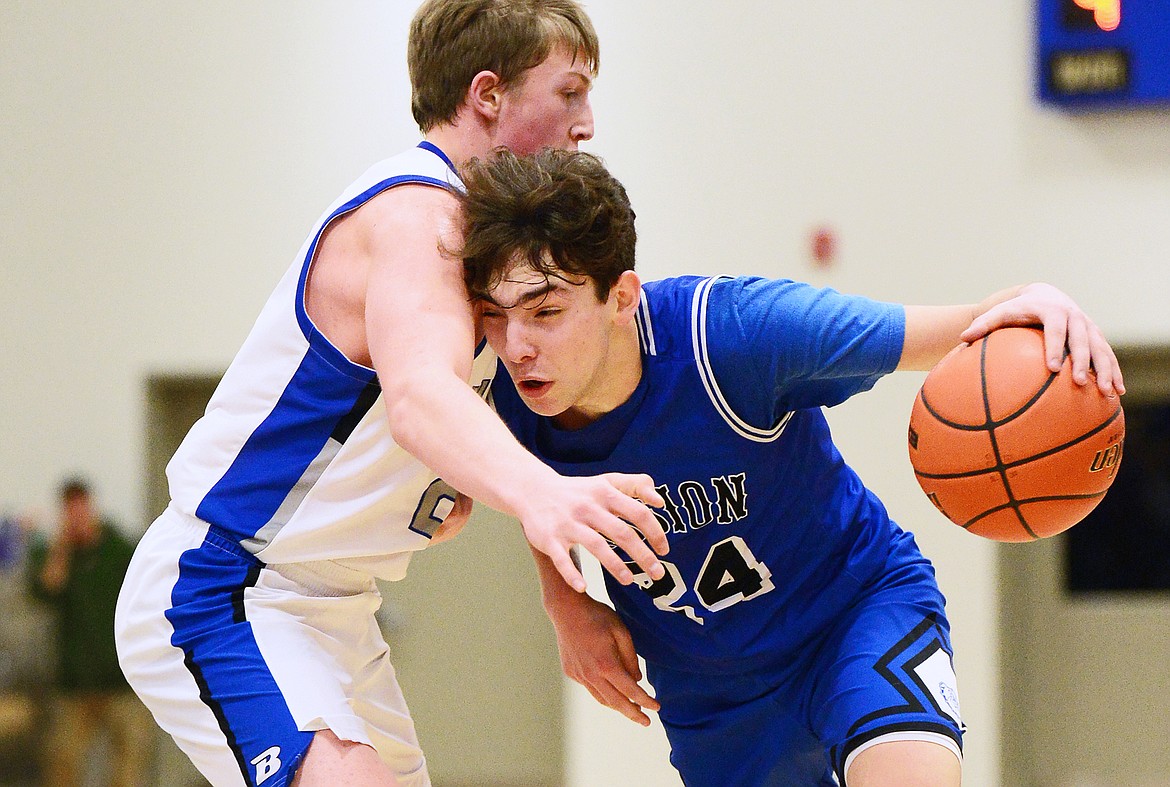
[3,2,1166,785]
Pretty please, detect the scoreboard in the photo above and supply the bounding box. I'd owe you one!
[1037,0,1170,107]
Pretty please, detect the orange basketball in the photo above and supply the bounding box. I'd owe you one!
[908,327,1124,541]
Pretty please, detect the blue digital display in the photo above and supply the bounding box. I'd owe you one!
[1037,0,1170,107]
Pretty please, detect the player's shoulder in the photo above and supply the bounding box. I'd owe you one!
[356,143,461,190]
[640,274,809,332]
[638,275,763,357]
[641,274,706,302]
[643,274,809,304]
[635,276,704,357]
[337,144,461,216]
[358,179,458,227]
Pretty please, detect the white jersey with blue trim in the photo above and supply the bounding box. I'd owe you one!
[165,143,495,580]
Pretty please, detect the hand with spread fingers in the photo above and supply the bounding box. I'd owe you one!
[959,282,1125,395]
[519,472,667,593]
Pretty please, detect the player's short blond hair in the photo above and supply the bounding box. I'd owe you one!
[408,0,599,132]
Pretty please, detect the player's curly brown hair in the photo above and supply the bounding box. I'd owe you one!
[456,148,636,303]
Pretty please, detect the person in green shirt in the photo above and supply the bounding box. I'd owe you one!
[27,477,154,787]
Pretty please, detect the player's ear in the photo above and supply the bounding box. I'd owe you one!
[468,70,504,121]
[612,271,642,324]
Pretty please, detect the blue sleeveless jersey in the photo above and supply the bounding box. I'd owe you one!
[492,275,916,672]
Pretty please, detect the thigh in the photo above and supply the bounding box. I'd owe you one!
[245,560,429,786]
[648,666,837,787]
[846,739,960,787]
[117,513,429,787]
[807,561,964,785]
[294,730,405,787]
[117,514,316,786]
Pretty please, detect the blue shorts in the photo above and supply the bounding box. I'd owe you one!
[646,560,964,786]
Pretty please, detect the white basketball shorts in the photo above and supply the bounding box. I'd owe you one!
[114,507,430,787]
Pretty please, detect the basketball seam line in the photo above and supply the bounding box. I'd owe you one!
[911,405,1122,481]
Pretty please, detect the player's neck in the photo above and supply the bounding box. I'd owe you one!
[609,321,644,405]
[424,121,492,173]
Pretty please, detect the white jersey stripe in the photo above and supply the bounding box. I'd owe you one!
[691,276,793,443]
[636,291,658,356]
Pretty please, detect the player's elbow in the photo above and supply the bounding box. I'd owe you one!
[381,373,436,450]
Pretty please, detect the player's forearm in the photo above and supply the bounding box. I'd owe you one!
[897,304,976,371]
[384,368,559,519]
[531,544,586,618]
[898,285,1026,371]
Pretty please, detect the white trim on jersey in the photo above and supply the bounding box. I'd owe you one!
[690,276,793,443]
[636,292,657,356]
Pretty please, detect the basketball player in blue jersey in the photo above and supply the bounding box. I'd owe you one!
[113,4,671,786]
[455,149,1125,787]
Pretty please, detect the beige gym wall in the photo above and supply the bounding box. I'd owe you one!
[3,3,1167,785]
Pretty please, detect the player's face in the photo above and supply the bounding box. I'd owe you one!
[494,46,595,153]
[480,262,626,429]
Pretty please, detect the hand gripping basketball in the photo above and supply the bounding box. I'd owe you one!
[908,327,1125,541]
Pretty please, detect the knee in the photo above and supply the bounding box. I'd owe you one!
[294,730,402,787]
[845,739,961,787]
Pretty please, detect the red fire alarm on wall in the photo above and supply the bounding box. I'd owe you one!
[810,226,837,268]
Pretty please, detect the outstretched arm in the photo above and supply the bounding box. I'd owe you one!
[531,545,661,726]
[363,186,668,591]
[899,282,1124,396]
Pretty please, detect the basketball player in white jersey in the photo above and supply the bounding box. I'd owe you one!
[114,3,669,786]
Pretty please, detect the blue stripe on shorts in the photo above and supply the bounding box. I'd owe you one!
[166,527,314,787]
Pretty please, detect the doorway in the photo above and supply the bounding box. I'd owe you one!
[999,347,1170,786]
